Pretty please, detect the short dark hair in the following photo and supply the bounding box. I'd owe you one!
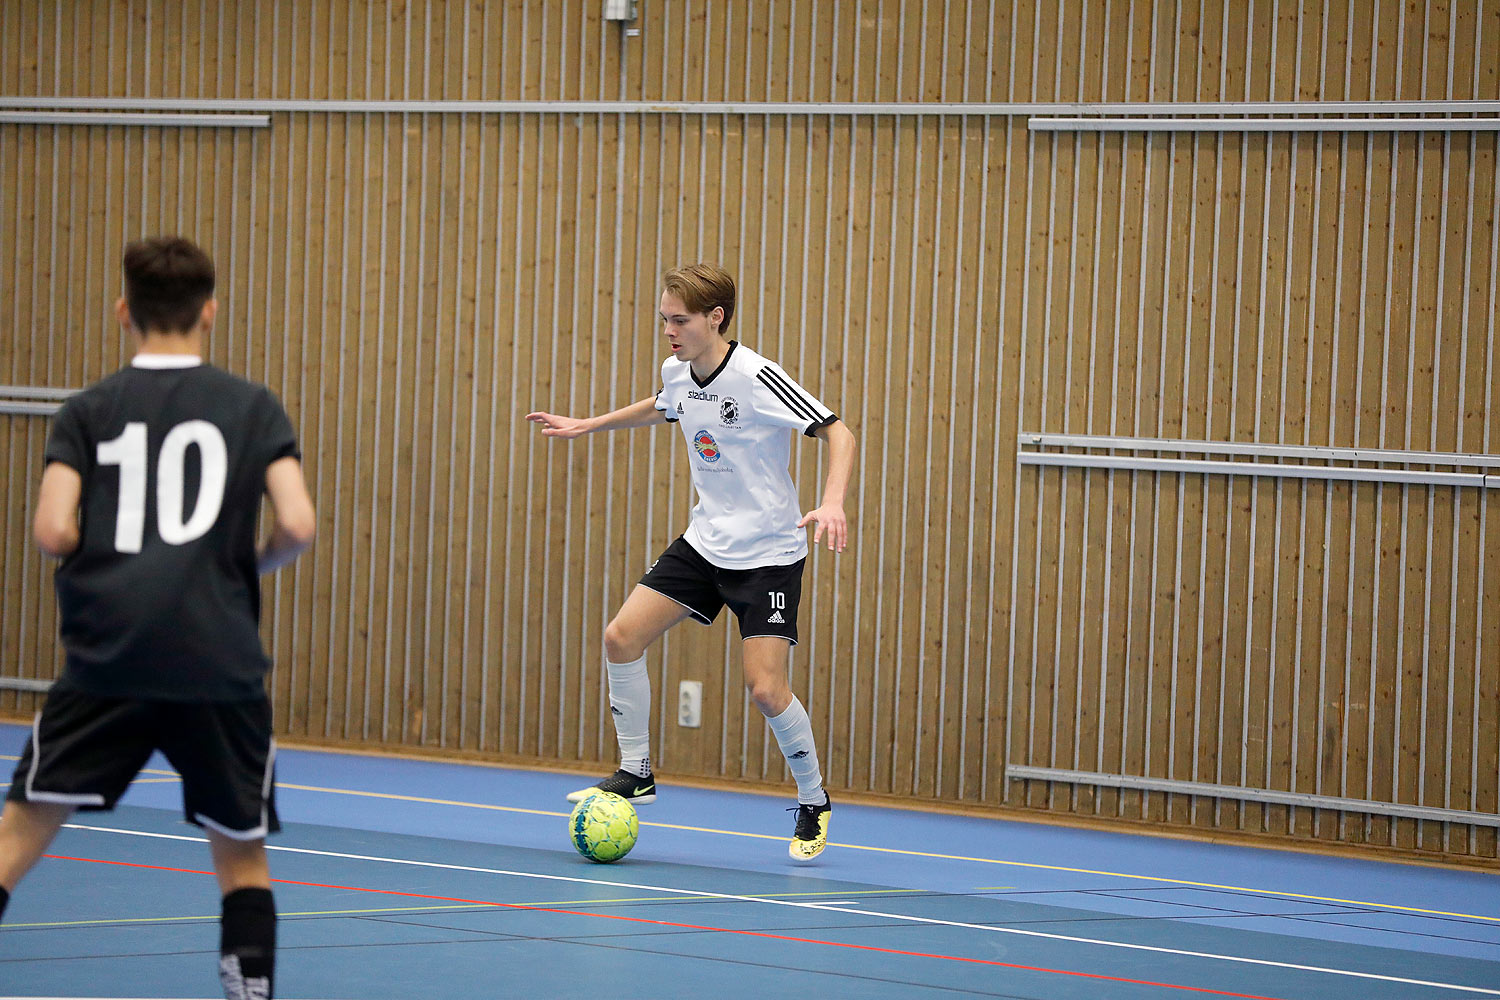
[122,236,215,334]
[663,263,735,333]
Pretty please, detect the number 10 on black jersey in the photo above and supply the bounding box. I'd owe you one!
[97,420,229,553]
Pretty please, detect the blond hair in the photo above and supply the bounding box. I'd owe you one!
[663,263,736,333]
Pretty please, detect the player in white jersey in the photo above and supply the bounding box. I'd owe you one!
[525,264,856,860]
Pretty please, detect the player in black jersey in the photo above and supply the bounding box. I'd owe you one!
[0,237,315,1000]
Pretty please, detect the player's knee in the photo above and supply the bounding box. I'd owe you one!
[745,676,786,714]
[603,620,640,662]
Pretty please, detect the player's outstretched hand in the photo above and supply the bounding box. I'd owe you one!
[524,411,590,439]
[797,503,849,553]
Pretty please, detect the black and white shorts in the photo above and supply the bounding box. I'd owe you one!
[639,536,805,643]
[7,688,280,840]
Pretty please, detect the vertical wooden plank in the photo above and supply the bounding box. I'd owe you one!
[1466,18,1499,857]
[1021,0,1064,811]
[1001,110,1040,803]
[553,0,590,761]
[1050,0,1091,815]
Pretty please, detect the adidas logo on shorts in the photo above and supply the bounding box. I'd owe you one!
[768,609,786,624]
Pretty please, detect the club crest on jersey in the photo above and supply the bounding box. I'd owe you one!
[692,429,722,462]
[719,397,740,426]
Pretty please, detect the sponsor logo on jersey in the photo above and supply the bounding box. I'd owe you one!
[692,429,722,462]
[688,389,719,402]
[719,396,740,426]
[676,402,685,414]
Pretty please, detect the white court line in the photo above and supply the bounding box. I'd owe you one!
[10,752,1495,925]
[58,823,1500,997]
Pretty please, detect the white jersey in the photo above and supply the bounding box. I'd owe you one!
[654,341,837,569]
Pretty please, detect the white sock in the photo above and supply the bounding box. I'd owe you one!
[606,654,652,778]
[766,696,825,805]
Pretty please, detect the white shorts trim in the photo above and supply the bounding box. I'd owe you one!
[23,790,107,806]
[25,713,106,807]
[192,738,276,841]
[192,811,268,841]
[739,633,798,646]
[638,584,713,625]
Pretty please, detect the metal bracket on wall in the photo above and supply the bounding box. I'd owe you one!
[1017,433,1500,489]
[1006,764,1500,829]
[0,677,53,693]
[1031,116,1500,132]
[0,111,269,127]
[4,97,1499,118]
[0,385,75,417]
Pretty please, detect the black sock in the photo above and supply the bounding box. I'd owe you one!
[220,887,276,1000]
[0,886,9,920]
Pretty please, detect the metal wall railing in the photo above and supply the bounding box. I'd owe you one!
[1018,433,1500,489]
[0,386,73,417]
[1005,765,1500,828]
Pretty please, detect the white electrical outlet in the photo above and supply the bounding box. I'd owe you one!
[678,680,702,728]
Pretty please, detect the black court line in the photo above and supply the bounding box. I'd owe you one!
[21,852,1311,999]
[346,914,1098,1000]
[1,926,1045,999]
[1272,913,1500,950]
[33,837,1500,999]
[980,885,1500,930]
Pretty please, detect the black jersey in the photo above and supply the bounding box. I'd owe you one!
[43,356,299,701]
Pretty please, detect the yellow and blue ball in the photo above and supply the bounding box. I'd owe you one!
[568,790,639,863]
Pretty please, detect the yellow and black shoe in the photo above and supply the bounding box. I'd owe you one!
[788,794,832,861]
[566,769,656,805]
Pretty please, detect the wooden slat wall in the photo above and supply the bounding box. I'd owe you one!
[1,0,1496,860]
[1007,0,1500,861]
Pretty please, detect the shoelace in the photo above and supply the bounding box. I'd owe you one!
[787,804,821,838]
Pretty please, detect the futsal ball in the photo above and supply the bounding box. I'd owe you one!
[568,790,639,863]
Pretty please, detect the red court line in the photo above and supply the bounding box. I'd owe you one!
[44,853,1285,1000]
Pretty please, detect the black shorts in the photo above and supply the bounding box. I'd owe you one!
[7,688,280,840]
[639,536,805,643]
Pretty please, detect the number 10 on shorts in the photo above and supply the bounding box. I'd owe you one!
[768,591,786,609]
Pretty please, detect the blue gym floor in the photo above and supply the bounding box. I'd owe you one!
[2,720,1498,999]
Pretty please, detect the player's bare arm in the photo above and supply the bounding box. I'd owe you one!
[796,419,856,553]
[256,456,316,574]
[32,462,83,558]
[524,396,668,438]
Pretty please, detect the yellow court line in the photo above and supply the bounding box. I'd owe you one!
[2,754,172,777]
[0,755,176,777]
[2,775,178,791]
[4,888,934,931]
[280,783,567,820]
[10,757,1494,925]
[276,782,1500,925]
[828,842,1500,922]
